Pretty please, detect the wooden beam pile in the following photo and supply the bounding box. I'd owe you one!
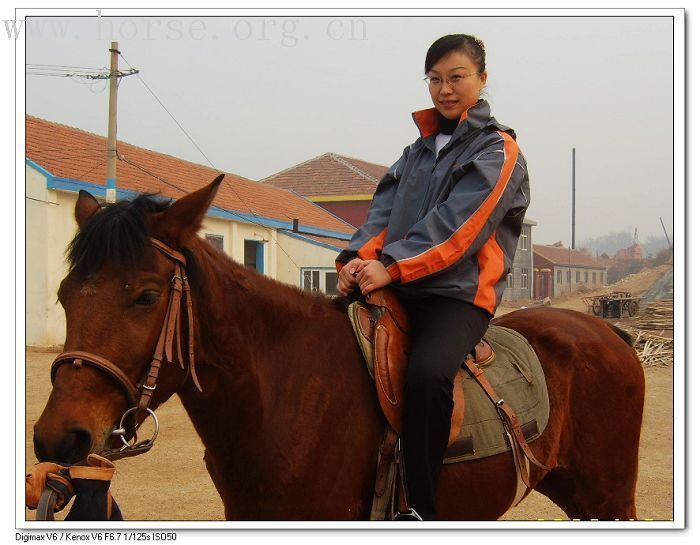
[636,301,673,330]
[614,324,674,367]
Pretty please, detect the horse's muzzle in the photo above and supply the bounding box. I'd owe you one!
[33,424,93,465]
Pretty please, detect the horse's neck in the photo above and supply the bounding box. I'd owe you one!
[179,241,357,439]
[174,244,382,517]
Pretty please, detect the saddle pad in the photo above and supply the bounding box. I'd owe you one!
[347,303,550,464]
[443,325,549,463]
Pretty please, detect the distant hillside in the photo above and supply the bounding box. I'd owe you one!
[578,232,671,258]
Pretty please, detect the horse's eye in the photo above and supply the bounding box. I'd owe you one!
[134,291,160,306]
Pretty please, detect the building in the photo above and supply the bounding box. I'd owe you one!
[502,219,538,301]
[26,116,355,346]
[261,152,387,227]
[533,243,608,299]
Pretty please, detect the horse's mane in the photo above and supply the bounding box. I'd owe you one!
[67,194,170,278]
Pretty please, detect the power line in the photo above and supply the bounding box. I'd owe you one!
[76,158,107,181]
[26,196,59,205]
[26,61,139,81]
[117,52,214,167]
[116,52,309,269]
[26,63,109,71]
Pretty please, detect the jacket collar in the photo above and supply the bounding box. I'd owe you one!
[412,99,491,139]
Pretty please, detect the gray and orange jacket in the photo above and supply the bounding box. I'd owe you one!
[336,100,530,316]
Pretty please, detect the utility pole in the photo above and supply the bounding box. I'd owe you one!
[106,42,119,203]
[572,147,576,250]
[659,217,672,248]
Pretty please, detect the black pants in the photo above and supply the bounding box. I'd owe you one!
[399,293,491,520]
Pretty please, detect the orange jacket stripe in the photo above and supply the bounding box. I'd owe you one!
[413,106,471,138]
[394,131,518,284]
[356,228,388,261]
[412,109,440,138]
[473,233,505,313]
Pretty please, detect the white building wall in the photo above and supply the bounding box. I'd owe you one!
[552,265,607,297]
[26,167,50,346]
[276,232,340,288]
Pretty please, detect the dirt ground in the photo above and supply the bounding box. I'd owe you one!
[24,264,675,523]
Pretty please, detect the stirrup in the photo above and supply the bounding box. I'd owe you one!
[393,508,423,521]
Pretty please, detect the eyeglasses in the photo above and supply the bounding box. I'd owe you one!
[423,73,477,88]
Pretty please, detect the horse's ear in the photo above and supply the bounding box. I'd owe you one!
[75,190,101,229]
[155,174,224,247]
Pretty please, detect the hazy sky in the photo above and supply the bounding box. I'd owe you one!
[24,13,675,246]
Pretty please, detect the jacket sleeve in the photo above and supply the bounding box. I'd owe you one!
[379,131,528,284]
[335,146,410,272]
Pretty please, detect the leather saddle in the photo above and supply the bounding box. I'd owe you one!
[352,288,494,446]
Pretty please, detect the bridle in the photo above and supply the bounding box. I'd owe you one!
[50,238,201,461]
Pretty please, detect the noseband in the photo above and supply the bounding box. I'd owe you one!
[50,238,200,461]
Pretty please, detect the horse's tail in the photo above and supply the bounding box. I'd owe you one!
[608,324,635,347]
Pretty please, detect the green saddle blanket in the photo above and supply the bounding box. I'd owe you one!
[443,325,549,463]
[350,305,550,463]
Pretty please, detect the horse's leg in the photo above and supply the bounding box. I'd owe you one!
[535,367,644,520]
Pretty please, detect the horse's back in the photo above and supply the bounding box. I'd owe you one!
[494,307,643,379]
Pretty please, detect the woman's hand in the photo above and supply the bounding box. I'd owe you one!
[355,260,393,296]
[337,258,363,296]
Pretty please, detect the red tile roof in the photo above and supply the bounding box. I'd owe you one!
[25,116,355,235]
[260,152,387,197]
[534,244,606,269]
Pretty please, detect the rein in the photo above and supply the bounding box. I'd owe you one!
[50,237,200,462]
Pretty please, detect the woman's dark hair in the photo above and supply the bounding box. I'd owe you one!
[424,34,486,74]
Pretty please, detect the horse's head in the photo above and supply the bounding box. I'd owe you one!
[33,176,223,464]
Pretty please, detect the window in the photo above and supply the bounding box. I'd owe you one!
[507,273,513,289]
[600,272,605,285]
[302,268,339,295]
[556,270,562,284]
[520,233,528,250]
[521,268,528,289]
[244,240,264,272]
[205,234,224,252]
[567,270,571,284]
[593,272,597,285]
[576,270,581,283]
[584,271,589,283]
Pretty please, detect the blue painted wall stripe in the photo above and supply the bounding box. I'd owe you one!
[26,159,55,180]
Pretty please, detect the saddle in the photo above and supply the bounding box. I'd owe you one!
[351,288,494,445]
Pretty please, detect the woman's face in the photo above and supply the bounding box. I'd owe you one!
[426,50,487,119]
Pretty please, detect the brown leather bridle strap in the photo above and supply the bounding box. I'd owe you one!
[51,237,199,419]
[51,351,139,410]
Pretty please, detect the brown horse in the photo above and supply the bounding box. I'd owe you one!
[33,178,645,520]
